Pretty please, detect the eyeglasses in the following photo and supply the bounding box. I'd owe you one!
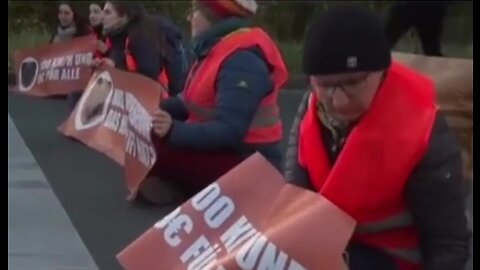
[311,73,370,100]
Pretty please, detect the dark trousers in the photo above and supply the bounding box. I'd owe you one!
[149,138,245,194]
[347,243,399,270]
[385,2,448,56]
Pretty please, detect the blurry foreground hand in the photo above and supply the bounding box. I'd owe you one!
[92,58,115,68]
[96,40,109,54]
[152,109,173,138]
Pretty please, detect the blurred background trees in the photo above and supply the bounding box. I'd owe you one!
[8,1,473,72]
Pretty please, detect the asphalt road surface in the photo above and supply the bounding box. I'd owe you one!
[8,90,473,270]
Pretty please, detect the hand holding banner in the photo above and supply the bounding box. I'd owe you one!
[58,66,165,171]
[117,153,356,270]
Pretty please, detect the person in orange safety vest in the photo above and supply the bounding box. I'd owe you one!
[96,2,170,97]
[136,0,289,206]
[103,36,169,97]
[283,5,471,270]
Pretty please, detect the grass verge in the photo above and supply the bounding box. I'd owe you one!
[8,28,472,74]
[8,28,50,69]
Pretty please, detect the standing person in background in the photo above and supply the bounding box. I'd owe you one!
[138,0,288,205]
[51,2,92,44]
[285,5,470,270]
[384,1,449,56]
[97,2,170,93]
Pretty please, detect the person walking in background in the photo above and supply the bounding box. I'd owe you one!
[137,0,289,205]
[285,5,470,270]
[51,2,92,44]
[385,1,449,56]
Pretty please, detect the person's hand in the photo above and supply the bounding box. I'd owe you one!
[91,58,102,67]
[96,40,109,54]
[92,58,115,69]
[99,58,115,67]
[151,109,173,138]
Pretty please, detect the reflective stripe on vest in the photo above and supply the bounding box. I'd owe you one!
[357,212,422,264]
[384,248,422,264]
[355,212,422,263]
[298,62,437,269]
[183,100,280,128]
[356,212,413,234]
[181,28,287,144]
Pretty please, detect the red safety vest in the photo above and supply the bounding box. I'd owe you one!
[298,62,438,270]
[105,37,169,98]
[92,31,104,59]
[182,28,288,144]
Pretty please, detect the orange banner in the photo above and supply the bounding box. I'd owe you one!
[123,75,164,198]
[117,153,356,270]
[393,52,473,180]
[58,66,165,191]
[13,35,97,97]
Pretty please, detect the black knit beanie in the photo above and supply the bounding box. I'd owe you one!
[303,5,391,75]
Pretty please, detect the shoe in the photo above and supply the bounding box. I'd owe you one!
[137,175,187,206]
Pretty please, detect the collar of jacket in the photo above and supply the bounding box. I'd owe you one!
[53,24,77,43]
[316,100,358,145]
[192,17,250,59]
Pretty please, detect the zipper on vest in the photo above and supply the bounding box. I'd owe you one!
[332,136,346,155]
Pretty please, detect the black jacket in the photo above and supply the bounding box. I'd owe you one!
[106,27,163,82]
[152,14,190,95]
[106,18,188,96]
[284,92,471,270]
[92,25,105,41]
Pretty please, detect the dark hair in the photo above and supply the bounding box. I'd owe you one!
[106,1,168,57]
[89,2,104,9]
[56,2,92,37]
[88,2,105,38]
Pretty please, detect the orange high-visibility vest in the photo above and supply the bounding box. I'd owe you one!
[105,37,169,99]
[298,62,438,270]
[182,28,288,144]
[93,31,104,59]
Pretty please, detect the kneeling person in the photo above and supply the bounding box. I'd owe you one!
[140,0,288,205]
[284,5,471,270]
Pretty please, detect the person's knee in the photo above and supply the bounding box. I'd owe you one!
[137,174,188,206]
